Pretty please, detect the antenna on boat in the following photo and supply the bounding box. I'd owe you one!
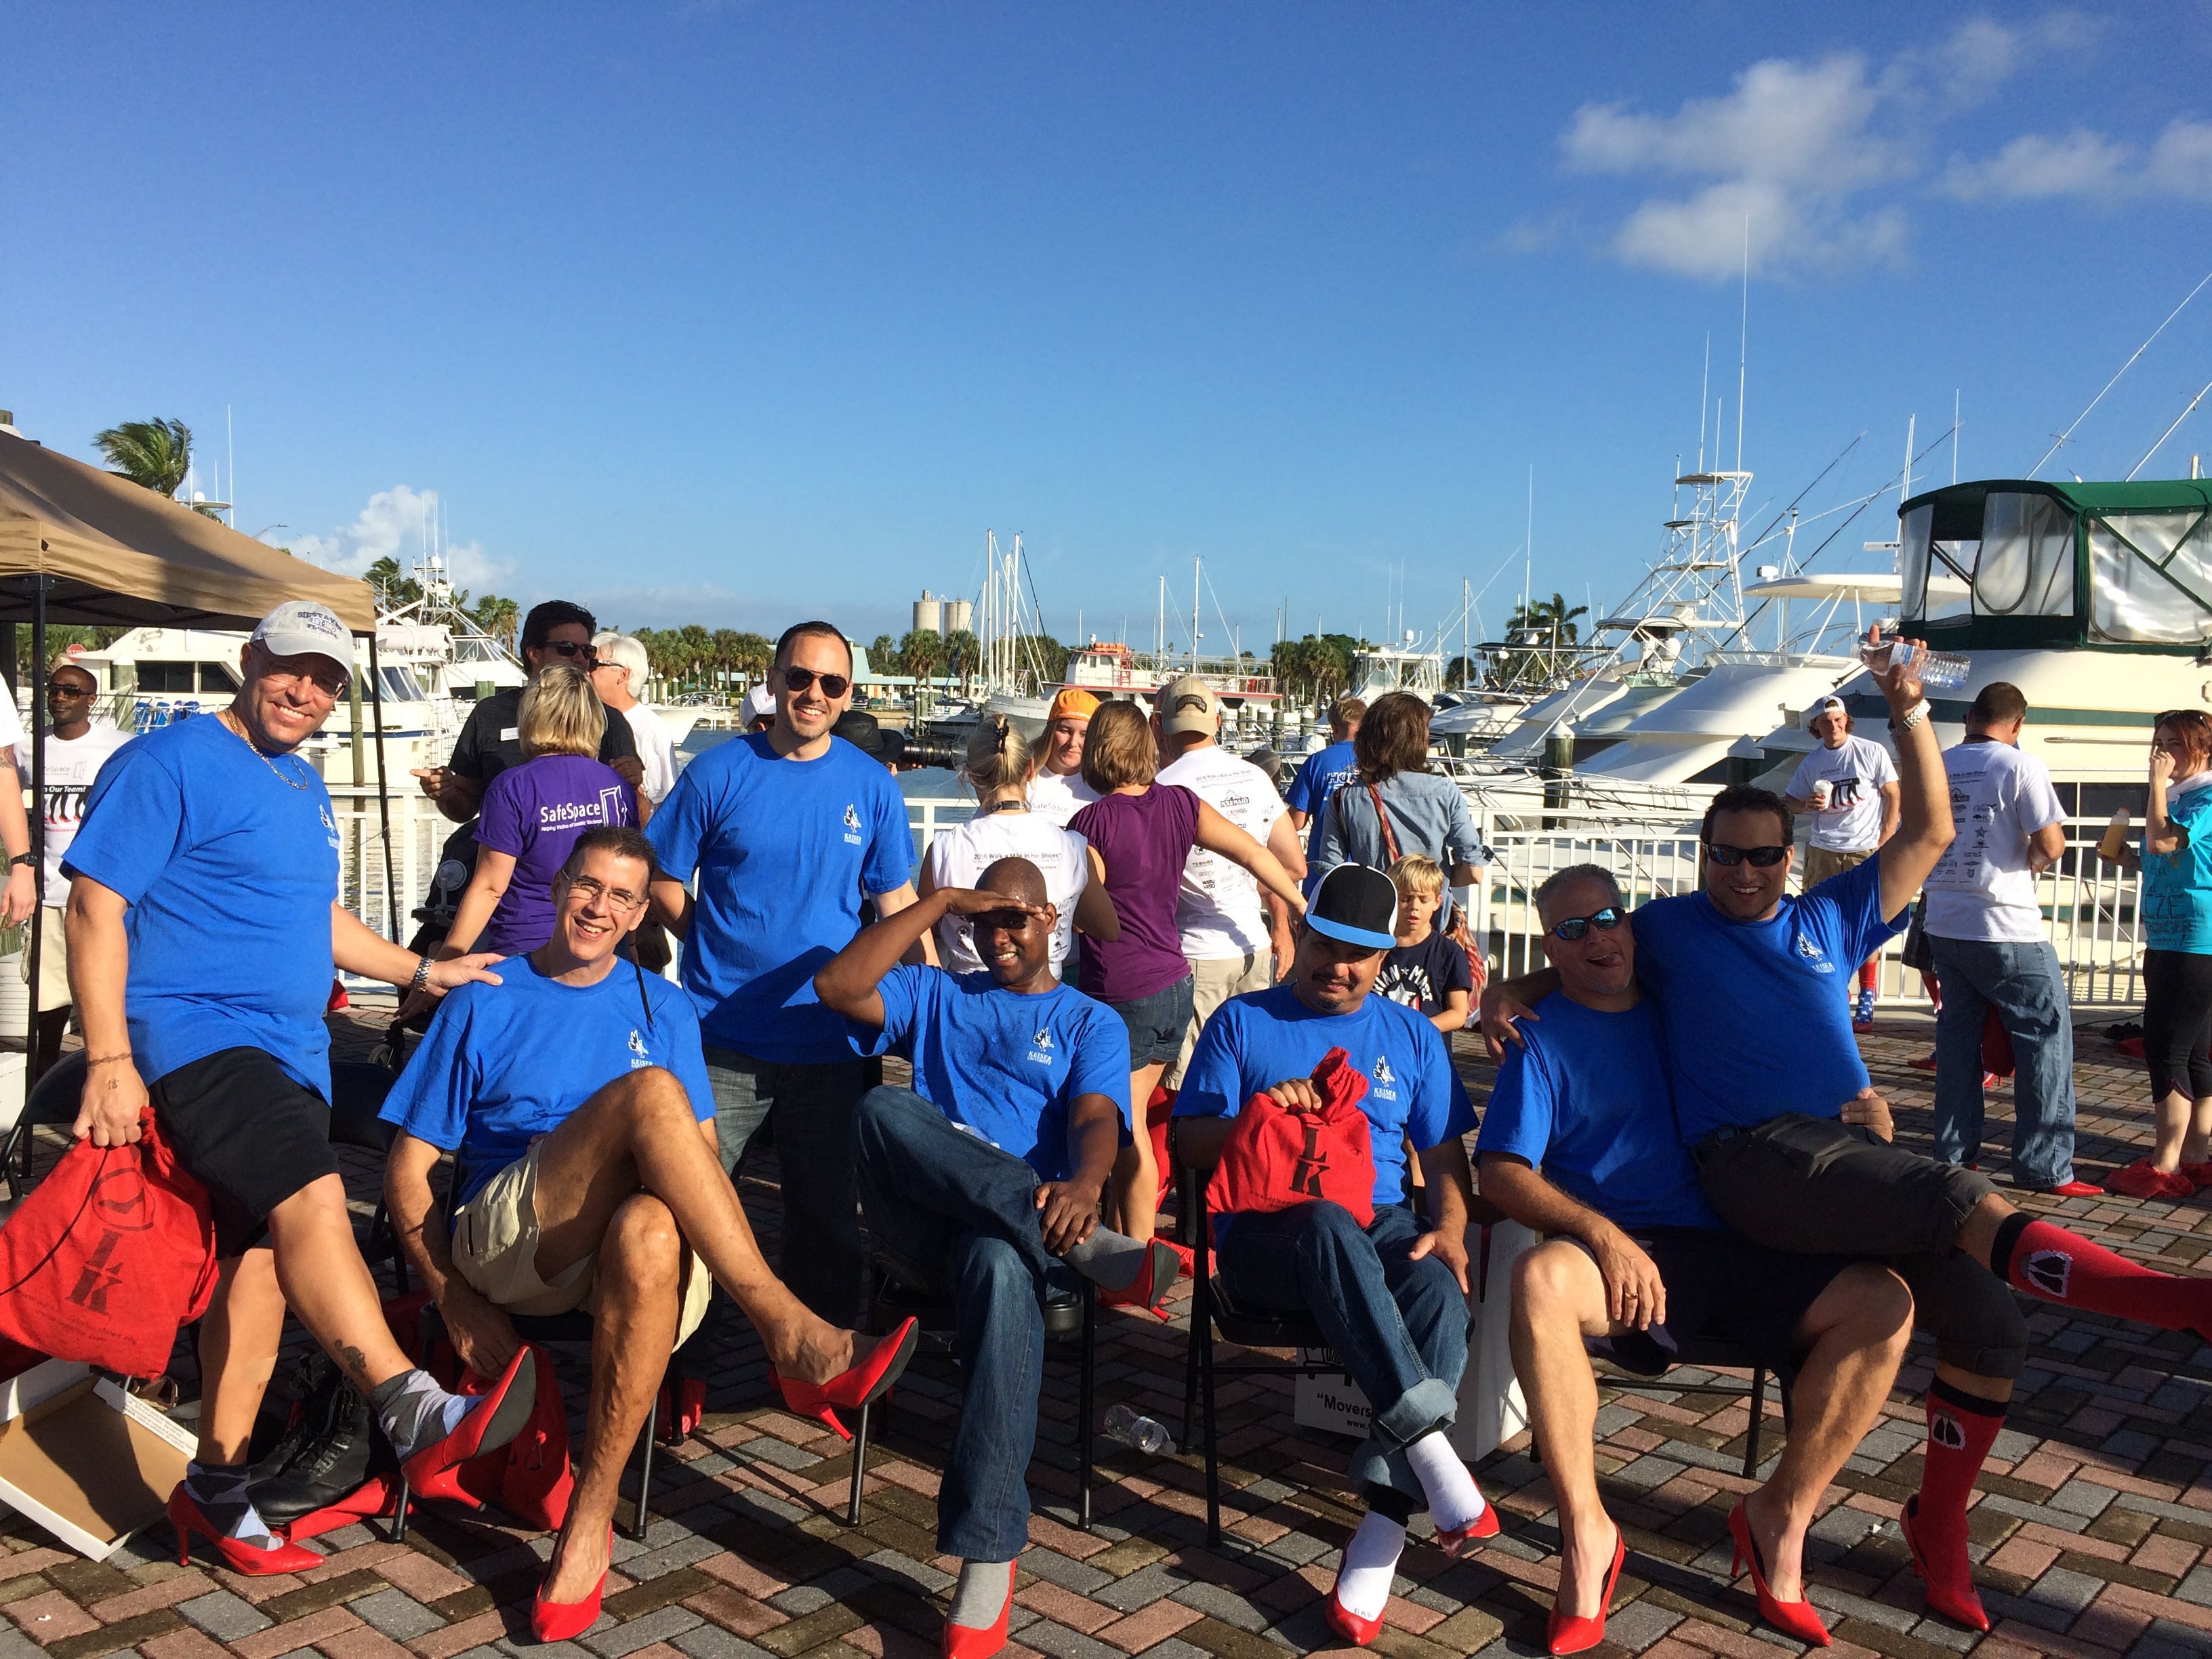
[2129,376,2212,479]
[2029,260,2212,478]
[226,405,235,529]
[1952,390,1961,484]
[1697,335,1711,474]
[1902,415,1916,507]
[1736,218,1748,476]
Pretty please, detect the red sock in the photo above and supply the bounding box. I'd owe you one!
[1858,959,1878,994]
[1998,1214,2212,1336]
[1906,1380,2003,1628]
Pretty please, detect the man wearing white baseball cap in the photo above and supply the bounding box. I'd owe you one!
[65,600,530,1576]
[1784,694,1900,1030]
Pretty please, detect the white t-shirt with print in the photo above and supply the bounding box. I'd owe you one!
[1921,738,2067,943]
[1786,735,1899,853]
[921,809,1091,974]
[17,723,130,905]
[620,702,678,804]
[1025,766,1099,829]
[1158,745,1287,959]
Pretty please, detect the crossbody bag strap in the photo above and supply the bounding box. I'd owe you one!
[1366,781,1403,865]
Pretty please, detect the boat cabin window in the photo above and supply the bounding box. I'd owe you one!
[2088,508,2212,645]
[1902,493,2073,624]
[137,659,239,693]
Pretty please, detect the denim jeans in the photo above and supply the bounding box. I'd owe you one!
[704,1047,866,1325]
[853,1085,1077,1561]
[1216,1201,1468,1501]
[1926,935,2077,1189]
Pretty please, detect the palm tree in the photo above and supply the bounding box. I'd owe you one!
[867,633,902,676]
[471,595,520,653]
[94,418,194,500]
[900,628,946,709]
[942,628,981,695]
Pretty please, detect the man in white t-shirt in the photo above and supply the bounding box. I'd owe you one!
[590,634,676,813]
[1153,677,1306,1104]
[1785,695,1901,1029]
[1025,688,1101,828]
[12,662,101,1067]
[1921,682,2100,1199]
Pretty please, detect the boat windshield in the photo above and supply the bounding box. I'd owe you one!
[1902,491,2076,625]
[2086,506,2212,644]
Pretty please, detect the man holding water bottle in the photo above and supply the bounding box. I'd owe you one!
[1784,695,1900,1029]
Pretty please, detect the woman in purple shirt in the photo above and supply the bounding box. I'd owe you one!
[442,665,638,959]
[1069,701,1305,1244]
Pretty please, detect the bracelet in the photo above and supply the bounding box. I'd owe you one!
[85,1052,134,1069]
[410,954,433,994]
[1898,699,1932,730]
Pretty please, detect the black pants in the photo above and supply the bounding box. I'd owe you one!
[2142,949,2212,1102]
[1692,1113,2027,1379]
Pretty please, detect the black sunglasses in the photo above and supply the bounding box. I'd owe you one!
[47,683,94,697]
[539,639,598,664]
[1550,905,1624,941]
[1706,843,1790,867]
[780,665,851,698]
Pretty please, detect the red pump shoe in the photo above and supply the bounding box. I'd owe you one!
[772,1317,919,1440]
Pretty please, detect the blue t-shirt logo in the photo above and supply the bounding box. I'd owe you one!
[1372,1054,1397,1095]
[627,1028,649,1066]
[1027,1025,1055,1065]
[1796,935,1832,972]
[842,802,863,844]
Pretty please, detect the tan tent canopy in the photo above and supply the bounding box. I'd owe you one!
[0,431,373,630]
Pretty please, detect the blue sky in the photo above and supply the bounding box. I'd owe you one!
[9,3,2212,651]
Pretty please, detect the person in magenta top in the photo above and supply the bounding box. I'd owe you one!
[1068,701,1305,1242]
[442,665,638,961]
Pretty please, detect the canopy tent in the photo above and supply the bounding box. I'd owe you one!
[0,430,388,1085]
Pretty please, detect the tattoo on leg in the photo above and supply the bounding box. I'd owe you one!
[335,1342,371,1384]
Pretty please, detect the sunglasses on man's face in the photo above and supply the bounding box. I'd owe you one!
[541,640,597,664]
[779,666,851,699]
[1706,843,1790,867]
[1550,905,1624,941]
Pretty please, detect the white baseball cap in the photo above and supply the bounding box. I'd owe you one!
[742,682,777,724]
[250,600,353,673]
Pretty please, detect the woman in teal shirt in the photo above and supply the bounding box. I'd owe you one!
[2102,710,2212,1198]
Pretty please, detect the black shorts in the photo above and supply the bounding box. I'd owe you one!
[150,1048,338,1258]
[1580,1227,1852,1379]
[1692,1113,1995,1256]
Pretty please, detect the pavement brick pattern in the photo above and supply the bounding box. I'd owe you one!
[6,1007,2211,1659]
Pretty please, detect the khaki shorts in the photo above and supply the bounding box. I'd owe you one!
[20,907,68,1013]
[1164,947,1275,1088]
[452,1137,712,1345]
[1802,845,1872,890]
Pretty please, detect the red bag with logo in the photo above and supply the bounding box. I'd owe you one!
[0,1111,218,1377]
[1206,1047,1378,1228]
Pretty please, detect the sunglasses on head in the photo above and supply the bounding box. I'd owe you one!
[1706,843,1790,867]
[779,665,851,698]
[1550,905,1624,941]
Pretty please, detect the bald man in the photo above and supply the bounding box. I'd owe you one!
[817,859,1166,1659]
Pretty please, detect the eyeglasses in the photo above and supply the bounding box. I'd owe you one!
[1550,905,1624,941]
[540,640,598,664]
[46,684,94,699]
[1706,843,1790,867]
[779,666,851,699]
[562,874,649,912]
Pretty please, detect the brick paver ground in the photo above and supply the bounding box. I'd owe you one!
[6,998,2209,1659]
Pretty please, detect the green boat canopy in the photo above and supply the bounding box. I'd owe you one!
[1900,477,2212,652]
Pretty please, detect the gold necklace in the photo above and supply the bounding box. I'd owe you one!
[218,710,314,792]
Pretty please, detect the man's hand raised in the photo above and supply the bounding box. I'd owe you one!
[935,887,1050,922]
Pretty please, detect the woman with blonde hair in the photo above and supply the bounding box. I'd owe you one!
[1070,700,1306,1271]
[441,664,638,958]
[919,714,1120,974]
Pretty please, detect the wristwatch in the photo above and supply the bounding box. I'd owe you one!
[410,954,433,994]
[8,853,33,869]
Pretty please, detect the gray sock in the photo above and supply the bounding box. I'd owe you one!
[1062,1227,1151,1291]
[370,1368,472,1461]
[183,1460,276,1547]
[949,1558,1014,1627]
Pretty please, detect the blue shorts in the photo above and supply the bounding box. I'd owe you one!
[1107,975,1196,1070]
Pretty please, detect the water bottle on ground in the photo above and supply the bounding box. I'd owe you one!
[1859,631,1969,692]
[1102,1404,1173,1454]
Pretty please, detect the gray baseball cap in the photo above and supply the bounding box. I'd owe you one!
[249,600,353,673]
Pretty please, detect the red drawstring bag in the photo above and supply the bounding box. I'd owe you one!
[0,1111,218,1377]
[1207,1047,1379,1228]
[1982,1006,2016,1079]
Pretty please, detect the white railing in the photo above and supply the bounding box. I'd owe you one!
[1466,810,2148,1009]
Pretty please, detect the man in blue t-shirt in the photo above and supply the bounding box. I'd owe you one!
[647,621,918,1325]
[64,602,527,1577]
[1285,697,1363,874]
[384,827,916,1631]
[815,857,1149,1659]
[1173,864,1487,1648]
[1477,865,1911,1649]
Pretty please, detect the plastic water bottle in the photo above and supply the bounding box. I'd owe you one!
[1860,632,1969,691]
[1102,1404,1172,1454]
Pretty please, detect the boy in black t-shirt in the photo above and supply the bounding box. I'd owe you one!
[1376,855,1471,1033]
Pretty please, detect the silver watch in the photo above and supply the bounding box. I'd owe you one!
[411,954,432,993]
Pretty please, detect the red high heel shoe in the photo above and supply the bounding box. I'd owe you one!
[1434,1494,1502,1557]
[1547,1526,1625,1656]
[1900,1495,1990,1632]
[1726,1501,1830,1647]
[773,1317,919,1440]
[1096,1240,1186,1320]
[1324,1593,1385,1647]
[401,1345,539,1501]
[166,1487,325,1576]
[942,1575,1013,1659]
[532,1526,613,1643]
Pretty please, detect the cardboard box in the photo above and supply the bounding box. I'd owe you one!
[1293,1364,1372,1440]
[0,1360,194,1559]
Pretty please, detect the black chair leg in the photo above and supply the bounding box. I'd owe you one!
[391,1475,412,1542]
[1200,1313,1221,1547]
[631,1419,655,1540]
[1078,1286,1096,1533]
[1743,1367,1767,1477]
[846,1399,872,1527]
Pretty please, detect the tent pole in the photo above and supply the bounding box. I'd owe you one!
[24,580,45,1084]
[368,636,400,943]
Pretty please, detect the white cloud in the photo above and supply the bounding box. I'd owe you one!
[290,485,512,592]
[1945,118,2212,203]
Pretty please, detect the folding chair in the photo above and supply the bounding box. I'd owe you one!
[844,1254,1097,1529]
[1,1051,85,1200]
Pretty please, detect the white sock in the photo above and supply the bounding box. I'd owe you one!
[949,1558,1014,1627]
[1334,1511,1406,1620]
[1406,1431,1486,1534]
